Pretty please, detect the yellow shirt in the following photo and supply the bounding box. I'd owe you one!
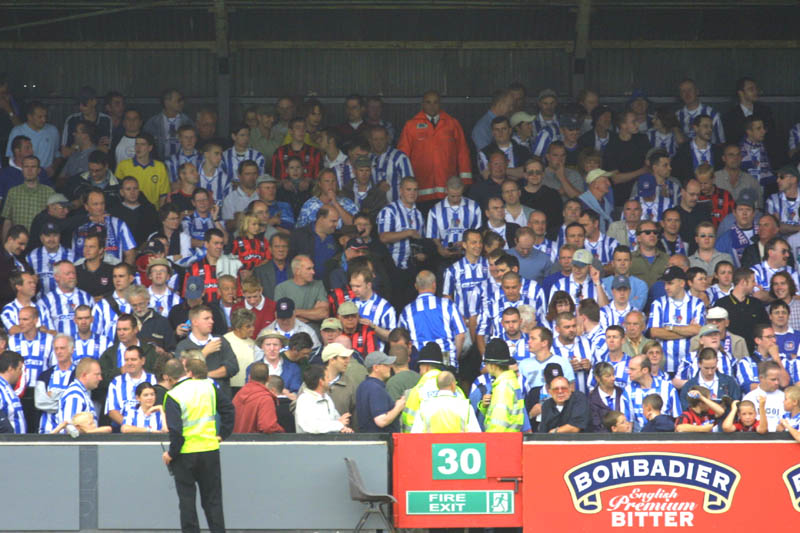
[115,158,169,207]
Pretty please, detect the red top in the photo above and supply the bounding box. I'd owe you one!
[232,381,284,434]
[231,297,276,338]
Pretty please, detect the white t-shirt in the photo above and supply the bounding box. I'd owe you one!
[743,387,786,432]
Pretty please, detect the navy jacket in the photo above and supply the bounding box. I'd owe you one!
[679,371,741,411]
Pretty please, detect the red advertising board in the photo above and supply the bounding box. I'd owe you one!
[393,433,523,528]
[522,440,800,531]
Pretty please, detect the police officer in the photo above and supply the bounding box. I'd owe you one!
[411,370,481,433]
[401,342,446,432]
[479,338,525,432]
[162,358,235,533]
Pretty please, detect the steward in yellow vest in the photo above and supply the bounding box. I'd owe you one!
[411,371,481,433]
[402,342,465,432]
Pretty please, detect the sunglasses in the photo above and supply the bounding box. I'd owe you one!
[638,229,658,235]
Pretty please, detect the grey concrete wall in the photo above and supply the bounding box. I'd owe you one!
[0,438,390,531]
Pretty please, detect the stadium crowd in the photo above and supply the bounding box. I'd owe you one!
[1,76,800,438]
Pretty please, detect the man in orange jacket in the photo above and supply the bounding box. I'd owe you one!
[397,91,472,215]
[232,362,284,433]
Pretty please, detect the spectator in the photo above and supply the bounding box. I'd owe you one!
[579,105,615,153]
[549,248,608,307]
[539,375,590,433]
[40,260,93,334]
[385,343,421,402]
[72,189,137,265]
[297,169,357,230]
[274,255,329,327]
[126,285,177,354]
[534,88,561,140]
[674,386,725,432]
[520,157,563,237]
[113,106,142,169]
[742,359,787,432]
[658,207,688,256]
[603,110,650,206]
[688,222,734,275]
[678,347,741,410]
[64,150,119,210]
[110,177,159,247]
[74,233,114,298]
[198,140,231,205]
[272,117,322,182]
[221,308,256,395]
[71,304,111,361]
[222,161,260,233]
[295,365,352,434]
[230,277,276,337]
[0,136,52,206]
[483,195,519,250]
[621,310,648,359]
[640,394,675,432]
[259,298,320,348]
[739,116,775,193]
[715,143,763,209]
[646,107,683,156]
[34,334,75,433]
[397,90,472,211]
[588,361,625,433]
[723,77,778,158]
[508,227,551,284]
[629,220,669,287]
[98,313,157,389]
[0,351,25,433]
[622,355,681,431]
[120,382,166,433]
[425,176,482,261]
[472,89,514,151]
[675,79,725,145]
[741,214,780,269]
[341,155,387,219]
[26,221,74,296]
[721,399,764,433]
[527,210,558,263]
[672,115,724,183]
[175,305,238,398]
[769,272,800,332]
[335,94,368,146]
[59,120,98,179]
[478,116,531,181]
[250,105,281,164]
[142,88,192,160]
[1,155,54,235]
[58,358,104,431]
[767,165,800,235]
[543,142,584,201]
[348,266,396,346]
[104,345,157,427]
[255,174,294,232]
[6,101,61,177]
[776,385,800,435]
[222,125,266,178]
[715,190,758,267]
[232,361,284,434]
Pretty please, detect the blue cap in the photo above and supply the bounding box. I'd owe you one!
[628,89,648,104]
[638,174,656,198]
[184,276,204,300]
[612,275,631,290]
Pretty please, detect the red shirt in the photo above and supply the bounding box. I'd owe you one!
[231,297,276,338]
[698,186,735,229]
[271,143,322,180]
[675,408,716,429]
[232,381,284,434]
[733,419,760,432]
[232,237,272,270]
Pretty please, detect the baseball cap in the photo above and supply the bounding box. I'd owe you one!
[353,155,372,169]
[418,342,444,366]
[41,221,60,235]
[544,362,565,388]
[321,343,352,362]
[483,338,513,365]
[660,266,687,282]
[777,165,800,180]
[78,86,97,105]
[698,324,720,337]
[256,174,277,185]
[612,275,631,290]
[184,276,205,300]
[637,174,656,198]
[572,249,593,268]
[706,307,729,320]
[321,318,343,331]
[142,238,165,256]
[585,168,613,185]
[538,88,557,101]
[346,237,369,251]
[146,257,171,274]
[736,188,757,209]
[364,351,396,369]
[510,111,535,128]
[47,193,70,206]
[337,301,359,316]
[276,297,295,319]
[560,115,580,130]
[627,89,648,104]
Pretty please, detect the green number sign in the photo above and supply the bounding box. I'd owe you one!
[432,443,486,480]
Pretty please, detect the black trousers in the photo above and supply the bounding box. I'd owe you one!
[172,449,226,533]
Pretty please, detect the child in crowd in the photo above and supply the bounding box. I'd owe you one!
[674,387,725,432]
[722,399,765,433]
[603,410,632,433]
[640,394,675,432]
[777,385,800,442]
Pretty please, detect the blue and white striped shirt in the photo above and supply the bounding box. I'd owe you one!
[123,405,165,431]
[498,330,530,362]
[26,246,75,295]
[588,353,631,390]
[165,150,202,183]
[372,148,414,203]
[646,129,679,156]
[647,293,706,373]
[377,201,425,270]
[148,286,182,318]
[355,292,397,349]
[1,298,54,332]
[222,147,266,178]
[581,325,610,364]
[425,197,482,248]
[92,292,132,339]
[533,239,559,263]
[676,104,725,144]
[442,256,489,318]
[477,292,540,338]
[789,123,800,153]
[706,284,732,305]
[399,293,466,369]
[676,350,736,382]
[72,215,136,263]
[335,162,357,190]
[105,372,157,416]
[518,353,575,394]
[9,332,54,388]
[0,375,25,433]
[766,191,800,227]
[622,377,681,431]
[735,351,798,390]
[182,211,217,242]
[740,139,774,186]
[58,379,96,425]
[751,261,800,293]
[533,113,561,141]
[548,274,602,307]
[529,128,555,157]
[480,277,547,327]
[584,234,619,264]
[41,287,94,334]
[551,337,593,394]
[640,196,674,223]
[599,302,633,331]
[37,365,75,434]
[781,410,800,431]
[198,165,231,205]
[74,333,112,361]
[296,196,357,229]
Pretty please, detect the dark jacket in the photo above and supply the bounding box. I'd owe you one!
[481,221,520,249]
[679,371,742,411]
[341,181,388,220]
[479,140,532,169]
[288,224,340,262]
[232,380,284,434]
[739,241,794,269]
[578,129,617,152]
[252,259,293,301]
[671,142,724,184]
[164,376,235,458]
[109,196,159,247]
[168,301,228,339]
[538,390,590,433]
[137,309,177,352]
[588,386,625,433]
[98,341,159,395]
[722,101,783,166]
[641,414,675,432]
[175,336,240,400]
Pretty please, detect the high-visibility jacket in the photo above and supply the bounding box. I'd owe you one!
[480,370,525,432]
[165,378,219,454]
[397,110,472,202]
[401,369,441,432]
[413,390,481,433]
